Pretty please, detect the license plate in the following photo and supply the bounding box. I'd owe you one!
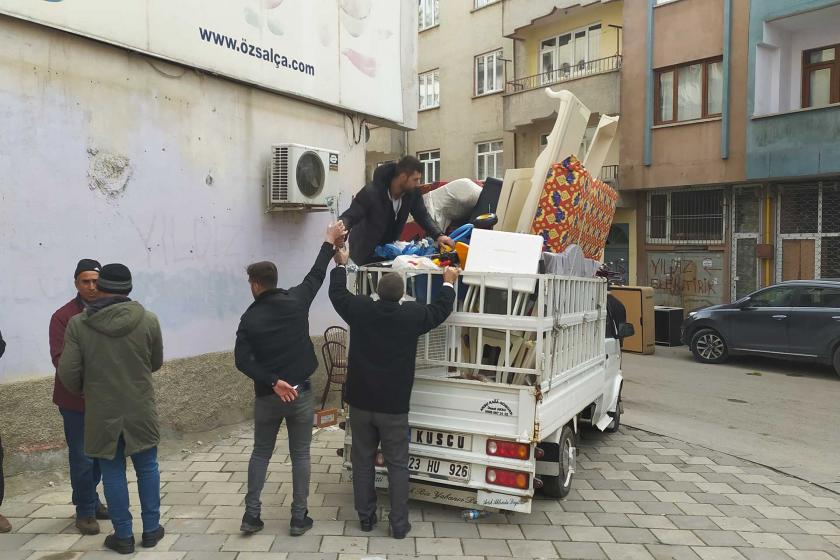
[411,428,472,451]
[408,455,471,481]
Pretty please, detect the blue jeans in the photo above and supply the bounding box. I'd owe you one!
[98,436,160,538]
[59,409,103,518]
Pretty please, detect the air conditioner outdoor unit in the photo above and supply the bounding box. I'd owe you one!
[267,143,339,211]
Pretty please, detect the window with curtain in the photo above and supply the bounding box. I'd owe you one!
[802,44,839,108]
[418,69,440,110]
[476,140,503,179]
[475,50,504,96]
[655,58,724,124]
[418,150,440,184]
[418,0,439,31]
[539,24,601,84]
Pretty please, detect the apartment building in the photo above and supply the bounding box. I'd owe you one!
[745,0,840,290]
[366,0,514,183]
[620,0,750,310]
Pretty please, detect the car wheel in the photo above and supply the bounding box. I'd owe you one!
[833,346,840,378]
[690,328,729,364]
[541,425,575,499]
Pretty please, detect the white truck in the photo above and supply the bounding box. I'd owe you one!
[341,265,623,513]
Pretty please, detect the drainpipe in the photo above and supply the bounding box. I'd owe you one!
[721,0,732,160]
[643,0,655,166]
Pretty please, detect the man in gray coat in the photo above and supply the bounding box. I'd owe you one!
[59,264,164,555]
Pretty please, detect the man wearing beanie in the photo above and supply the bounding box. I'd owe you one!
[58,263,165,555]
[49,258,110,535]
[329,246,458,539]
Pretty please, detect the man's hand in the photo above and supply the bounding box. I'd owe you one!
[334,246,349,266]
[273,380,299,402]
[443,266,460,284]
[326,222,347,247]
[436,235,456,250]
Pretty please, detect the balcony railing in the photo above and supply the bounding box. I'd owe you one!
[600,164,619,184]
[505,54,622,95]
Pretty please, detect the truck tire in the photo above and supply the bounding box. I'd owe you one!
[542,425,575,499]
[690,328,729,364]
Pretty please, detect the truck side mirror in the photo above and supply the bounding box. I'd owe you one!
[618,322,634,339]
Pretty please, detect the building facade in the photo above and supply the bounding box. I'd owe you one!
[620,0,750,310]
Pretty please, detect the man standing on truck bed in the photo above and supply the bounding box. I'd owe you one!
[329,246,458,539]
[339,155,454,265]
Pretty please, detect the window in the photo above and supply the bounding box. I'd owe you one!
[655,58,723,124]
[748,286,796,308]
[539,24,601,83]
[798,286,840,308]
[419,69,440,110]
[802,44,840,108]
[475,50,504,96]
[418,0,439,31]
[647,189,726,244]
[418,150,440,184]
[476,140,503,179]
[474,0,499,8]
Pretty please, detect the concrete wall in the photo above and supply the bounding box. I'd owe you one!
[747,0,840,180]
[0,16,364,383]
[620,0,749,190]
[407,0,515,181]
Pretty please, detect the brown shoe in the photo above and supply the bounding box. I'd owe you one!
[0,514,11,533]
[75,516,100,535]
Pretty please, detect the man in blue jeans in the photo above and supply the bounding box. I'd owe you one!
[59,264,164,555]
[49,259,109,535]
[235,222,345,537]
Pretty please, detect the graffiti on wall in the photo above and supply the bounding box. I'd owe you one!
[647,252,724,310]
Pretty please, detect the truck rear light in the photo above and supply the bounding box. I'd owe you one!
[485,467,530,489]
[486,439,530,460]
[375,452,385,467]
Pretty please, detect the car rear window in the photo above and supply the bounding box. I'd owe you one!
[799,286,840,308]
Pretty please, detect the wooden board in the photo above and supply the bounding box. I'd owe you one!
[782,239,815,281]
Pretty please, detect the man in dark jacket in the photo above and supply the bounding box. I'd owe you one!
[339,156,454,265]
[0,329,8,534]
[50,259,109,535]
[59,264,165,555]
[235,222,345,537]
[329,246,457,539]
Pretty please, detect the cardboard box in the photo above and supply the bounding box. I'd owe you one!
[314,408,338,428]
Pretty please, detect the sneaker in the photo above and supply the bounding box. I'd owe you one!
[392,523,411,540]
[141,525,165,548]
[0,514,11,533]
[240,513,264,534]
[75,516,100,535]
[290,513,314,537]
[360,513,378,532]
[95,503,110,520]
[104,534,135,555]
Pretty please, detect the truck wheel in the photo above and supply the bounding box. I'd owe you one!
[690,328,728,364]
[542,425,575,499]
[605,394,621,433]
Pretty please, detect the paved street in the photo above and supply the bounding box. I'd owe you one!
[622,346,840,493]
[3,419,840,559]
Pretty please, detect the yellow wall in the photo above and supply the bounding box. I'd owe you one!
[613,207,637,286]
[517,1,624,78]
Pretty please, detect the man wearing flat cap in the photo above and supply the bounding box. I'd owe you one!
[49,258,110,535]
[328,247,458,539]
[59,263,165,555]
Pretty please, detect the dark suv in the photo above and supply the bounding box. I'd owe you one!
[682,280,840,376]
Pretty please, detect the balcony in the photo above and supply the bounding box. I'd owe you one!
[503,55,621,131]
[600,164,619,185]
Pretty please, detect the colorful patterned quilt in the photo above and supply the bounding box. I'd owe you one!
[531,156,618,260]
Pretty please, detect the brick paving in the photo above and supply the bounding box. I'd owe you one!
[2,423,840,559]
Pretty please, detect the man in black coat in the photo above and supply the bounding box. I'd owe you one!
[329,246,458,539]
[339,156,454,265]
[235,222,345,537]
[0,329,8,534]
